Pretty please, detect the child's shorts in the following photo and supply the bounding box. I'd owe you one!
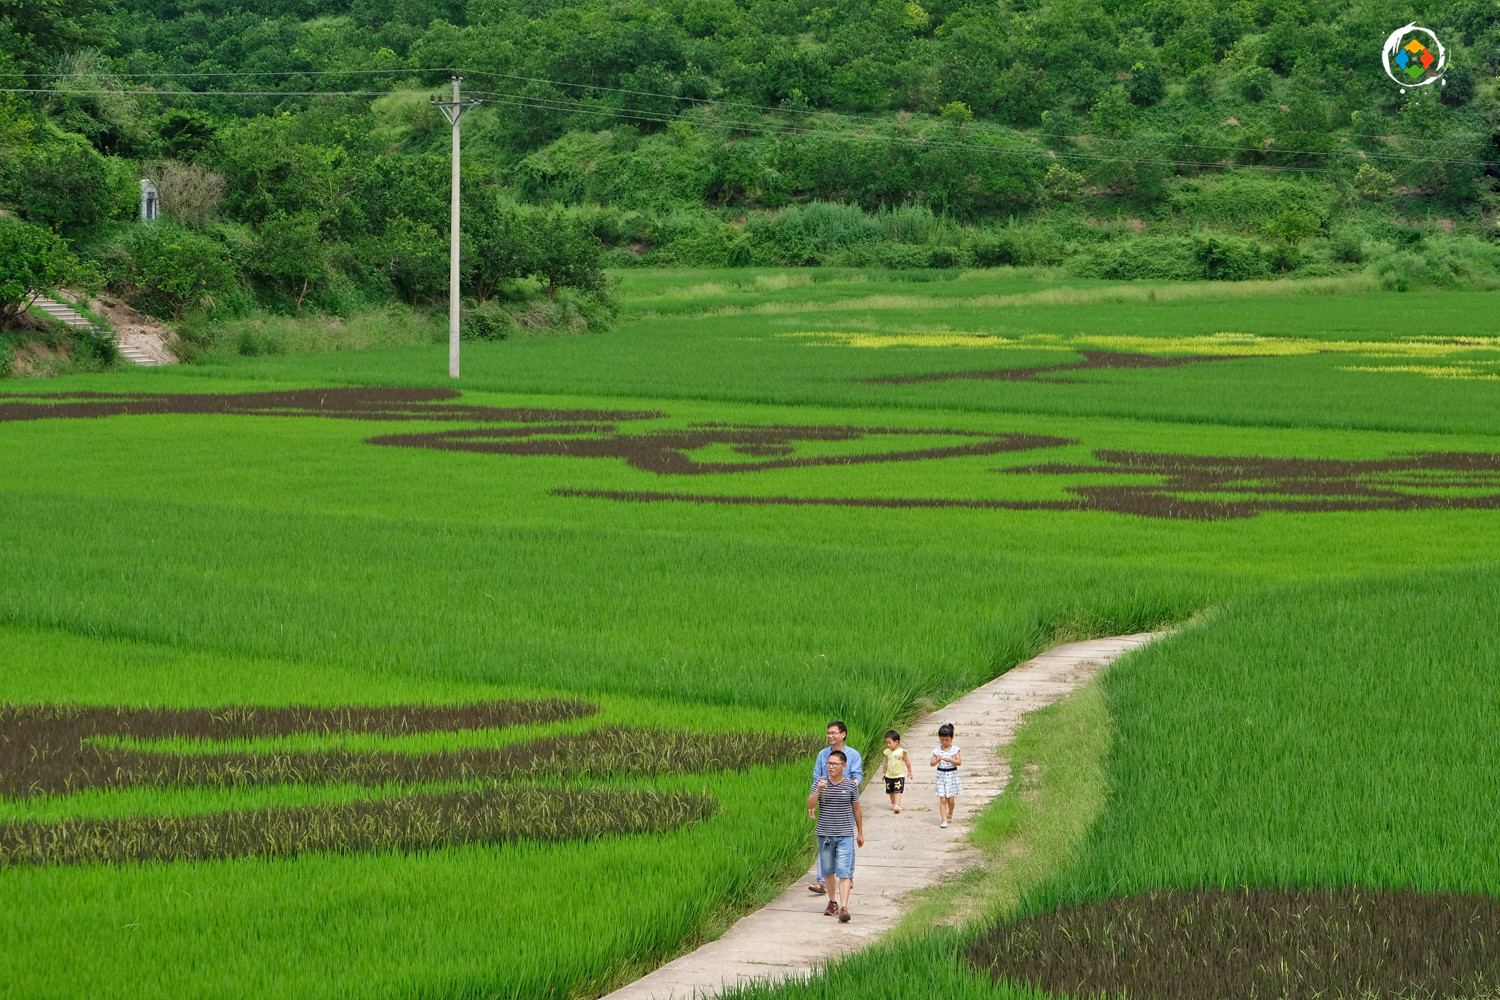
[884,776,905,794]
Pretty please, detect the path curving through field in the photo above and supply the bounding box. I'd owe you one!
[602,631,1165,1000]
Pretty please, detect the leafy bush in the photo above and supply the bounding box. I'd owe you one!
[1126,65,1165,107]
[0,137,130,235]
[112,222,238,320]
[462,298,515,341]
[1194,236,1268,281]
[249,212,330,314]
[1372,239,1500,292]
[1238,66,1275,102]
[0,216,79,331]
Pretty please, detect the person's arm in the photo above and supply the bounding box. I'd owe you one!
[810,752,828,793]
[929,750,939,767]
[807,787,819,819]
[951,749,962,767]
[879,757,887,778]
[850,753,863,787]
[852,800,864,848]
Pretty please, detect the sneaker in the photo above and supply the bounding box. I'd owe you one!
[940,821,948,828]
[838,908,851,923]
[894,806,901,814]
[824,900,840,916]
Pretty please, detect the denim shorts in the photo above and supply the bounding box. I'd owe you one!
[817,835,855,879]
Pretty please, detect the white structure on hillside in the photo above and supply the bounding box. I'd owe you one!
[140,179,159,221]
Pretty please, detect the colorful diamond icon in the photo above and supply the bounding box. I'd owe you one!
[1405,39,1425,53]
[1420,49,1433,68]
[1396,50,1410,67]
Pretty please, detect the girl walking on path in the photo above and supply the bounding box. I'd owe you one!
[930,723,962,828]
[879,730,910,813]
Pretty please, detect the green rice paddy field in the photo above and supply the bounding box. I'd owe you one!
[3,268,1499,999]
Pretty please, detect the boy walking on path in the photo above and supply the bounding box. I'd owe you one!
[806,750,863,923]
[809,721,862,897]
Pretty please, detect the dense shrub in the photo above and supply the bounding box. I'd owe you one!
[1372,239,1500,291]
[110,222,238,320]
[0,217,80,331]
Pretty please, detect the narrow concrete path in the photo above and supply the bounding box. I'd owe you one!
[603,632,1165,1000]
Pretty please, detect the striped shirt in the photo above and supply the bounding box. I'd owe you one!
[814,776,860,837]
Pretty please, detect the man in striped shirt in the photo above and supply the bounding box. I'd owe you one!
[806,749,864,923]
[809,721,862,898]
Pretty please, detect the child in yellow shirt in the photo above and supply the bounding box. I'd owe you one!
[879,729,910,814]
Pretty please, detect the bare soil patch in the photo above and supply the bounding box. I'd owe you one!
[86,294,181,364]
[0,387,663,425]
[558,449,1500,520]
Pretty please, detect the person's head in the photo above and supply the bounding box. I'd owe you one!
[938,723,954,745]
[826,721,847,747]
[884,729,901,748]
[827,749,847,777]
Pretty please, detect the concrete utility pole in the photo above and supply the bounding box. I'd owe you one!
[432,75,480,379]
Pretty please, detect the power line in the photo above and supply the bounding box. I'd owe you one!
[3,87,408,97]
[4,67,458,78]
[3,77,1490,171]
[466,88,1492,170]
[10,61,1488,148]
[458,68,1494,150]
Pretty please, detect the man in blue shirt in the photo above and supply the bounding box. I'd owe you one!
[809,720,862,897]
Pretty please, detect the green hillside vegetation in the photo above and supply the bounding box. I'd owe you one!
[1,0,1498,357]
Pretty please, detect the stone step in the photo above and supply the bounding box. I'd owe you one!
[32,297,97,329]
[115,345,161,367]
[30,291,170,366]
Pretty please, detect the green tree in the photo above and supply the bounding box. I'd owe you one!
[462,200,536,302]
[1126,65,1166,107]
[530,211,606,301]
[378,215,447,307]
[0,137,124,235]
[0,0,115,74]
[120,222,237,320]
[250,213,330,314]
[939,101,974,125]
[0,216,78,331]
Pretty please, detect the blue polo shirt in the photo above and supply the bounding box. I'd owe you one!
[811,744,863,792]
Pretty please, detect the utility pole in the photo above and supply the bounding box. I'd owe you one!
[432,75,480,379]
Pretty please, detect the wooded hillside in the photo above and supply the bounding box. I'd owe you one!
[2,0,1498,340]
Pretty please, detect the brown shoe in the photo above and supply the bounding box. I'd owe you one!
[808,882,826,894]
[838,908,851,923]
[823,901,839,916]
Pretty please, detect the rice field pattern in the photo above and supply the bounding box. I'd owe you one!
[0,388,663,425]
[0,700,814,867]
[11,388,1500,521]
[965,887,1500,1000]
[371,422,1072,473]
